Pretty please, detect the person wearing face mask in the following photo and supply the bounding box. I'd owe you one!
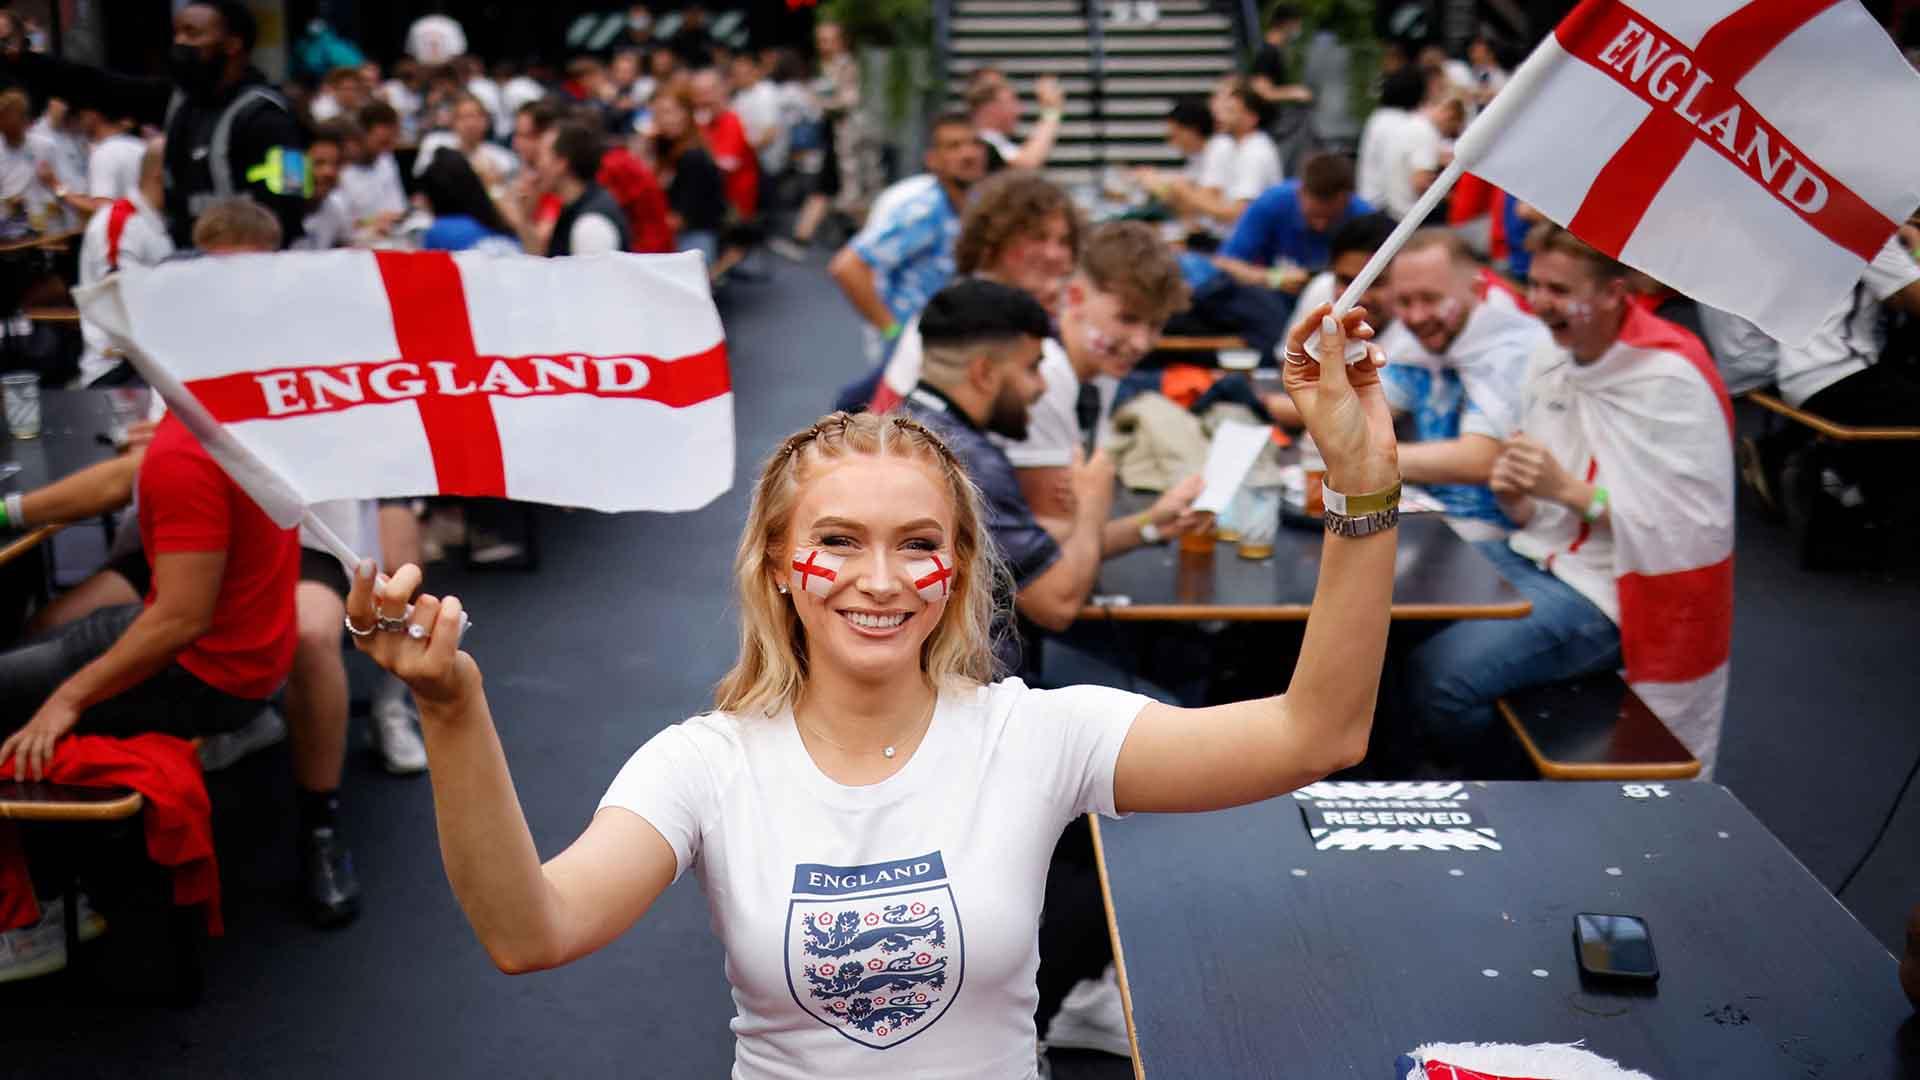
[0,1,308,249]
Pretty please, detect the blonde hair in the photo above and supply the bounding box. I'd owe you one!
[714,412,1006,716]
[191,195,282,251]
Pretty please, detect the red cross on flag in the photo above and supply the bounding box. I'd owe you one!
[76,250,732,538]
[1460,0,1920,346]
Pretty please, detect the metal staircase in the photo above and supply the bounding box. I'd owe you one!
[942,0,1243,190]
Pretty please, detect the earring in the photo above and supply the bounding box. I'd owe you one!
[777,584,790,594]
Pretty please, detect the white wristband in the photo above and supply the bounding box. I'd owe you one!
[5,492,23,528]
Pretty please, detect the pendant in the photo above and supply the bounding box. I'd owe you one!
[883,745,896,759]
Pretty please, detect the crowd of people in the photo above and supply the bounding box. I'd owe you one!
[0,0,1915,1070]
[0,0,911,976]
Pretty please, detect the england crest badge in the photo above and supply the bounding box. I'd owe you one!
[786,851,964,1048]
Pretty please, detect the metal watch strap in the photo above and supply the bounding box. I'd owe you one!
[1321,479,1402,517]
[1323,506,1400,538]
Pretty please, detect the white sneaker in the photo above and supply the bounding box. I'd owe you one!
[369,696,428,775]
[0,907,68,984]
[198,706,288,772]
[1045,964,1131,1057]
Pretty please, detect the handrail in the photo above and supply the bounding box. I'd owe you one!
[932,0,952,108]
[1085,0,1109,174]
[1228,0,1262,64]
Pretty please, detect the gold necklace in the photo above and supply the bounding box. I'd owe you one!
[798,692,937,760]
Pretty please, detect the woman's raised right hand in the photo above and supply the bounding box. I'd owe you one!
[345,560,481,711]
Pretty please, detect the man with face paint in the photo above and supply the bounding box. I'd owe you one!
[1403,225,1735,775]
[1,1,309,249]
[1000,222,1207,546]
[1269,225,1539,548]
[1369,229,1546,539]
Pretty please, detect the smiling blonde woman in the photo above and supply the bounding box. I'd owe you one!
[347,303,1400,1078]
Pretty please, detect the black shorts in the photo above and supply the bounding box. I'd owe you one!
[106,548,151,598]
[299,547,350,600]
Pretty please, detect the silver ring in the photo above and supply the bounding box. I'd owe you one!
[407,623,429,641]
[376,604,413,632]
[1283,346,1313,367]
[344,615,376,638]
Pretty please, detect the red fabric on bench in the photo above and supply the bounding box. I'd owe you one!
[0,734,220,935]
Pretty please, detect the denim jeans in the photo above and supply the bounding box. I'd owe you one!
[1403,540,1621,747]
[0,603,262,738]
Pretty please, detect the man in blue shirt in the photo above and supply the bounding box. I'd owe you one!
[828,111,985,341]
[1216,152,1374,285]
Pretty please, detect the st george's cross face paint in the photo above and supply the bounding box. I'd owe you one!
[790,548,846,598]
[904,555,954,603]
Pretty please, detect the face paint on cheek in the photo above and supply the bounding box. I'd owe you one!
[1563,298,1594,324]
[790,548,846,598]
[903,554,954,603]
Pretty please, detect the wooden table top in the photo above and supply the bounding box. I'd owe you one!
[1096,781,1918,1078]
[0,390,119,566]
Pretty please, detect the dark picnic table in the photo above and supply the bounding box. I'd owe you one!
[1095,780,1918,1077]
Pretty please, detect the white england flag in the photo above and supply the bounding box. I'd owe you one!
[77,249,732,531]
[1461,0,1920,346]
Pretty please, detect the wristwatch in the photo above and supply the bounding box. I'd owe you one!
[1138,518,1165,544]
[1324,506,1400,538]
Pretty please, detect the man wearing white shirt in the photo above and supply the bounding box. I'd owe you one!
[294,122,354,251]
[1217,79,1282,211]
[998,223,1203,543]
[727,52,784,175]
[965,69,1066,173]
[1367,80,1464,221]
[1134,98,1237,238]
[1744,238,1920,515]
[340,101,407,236]
[85,120,144,204]
[75,141,172,386]
[412,94,517,184]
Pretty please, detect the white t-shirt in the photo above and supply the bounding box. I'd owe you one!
[564,211,622,255]
[296,189,355,251]
[86,133,145,201]
[299,499,381,562]
[1697,306,1777,397]
[76,190,174,386]
[412,132,518,182]
[994,339,1117,468]
[341,152,408,224]
[1182,133,1239,235]
[598,678,1148,1079]
[733,81,785,173]
[979,128,1019,168]
[1226,130,1282,204]
[1372,112,1444,220]
[1774,237,1920,406]
[1354,107,1404,211]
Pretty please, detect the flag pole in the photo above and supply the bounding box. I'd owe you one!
[1324,29,1570,336]
[1328,155,1471,320]
[302,509,365,578]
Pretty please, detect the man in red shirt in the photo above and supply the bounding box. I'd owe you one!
[0,411,300,778]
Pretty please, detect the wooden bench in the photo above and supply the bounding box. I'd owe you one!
[23,306,79,326]
[1497,673,1700,780]
[1745,390,1920,442]
[1154,334,1249,352]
